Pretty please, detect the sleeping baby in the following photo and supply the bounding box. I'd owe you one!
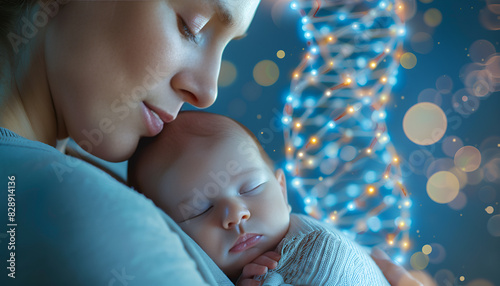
[128,111,389,286]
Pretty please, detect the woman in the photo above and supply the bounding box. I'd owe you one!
[0,1,420,285]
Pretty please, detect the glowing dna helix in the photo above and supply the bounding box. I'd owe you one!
[283,0,411,258]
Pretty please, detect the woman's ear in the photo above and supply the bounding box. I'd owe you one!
[275,168,289,209]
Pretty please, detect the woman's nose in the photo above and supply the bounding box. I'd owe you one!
[222,200,251,230]
[170,51,221,109]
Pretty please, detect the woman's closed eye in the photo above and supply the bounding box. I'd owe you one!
[176,14,198,43]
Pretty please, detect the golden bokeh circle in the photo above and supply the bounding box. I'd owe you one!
[253,60,280,87]
[277,50,286,59]
[401,52,417,69]
[454,146,482,172]
[403,102,447,146]
[427,171,460,204]
[424,8,443,27]
[410,252,429,270]
[218,60,237,87]
[422,244,432,255]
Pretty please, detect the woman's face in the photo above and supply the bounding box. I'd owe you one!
[44,0,259,161]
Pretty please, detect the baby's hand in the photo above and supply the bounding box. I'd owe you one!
[236,251,281,286]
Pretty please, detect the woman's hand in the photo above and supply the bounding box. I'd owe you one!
[236,251,281,286]
[371,248,424,286]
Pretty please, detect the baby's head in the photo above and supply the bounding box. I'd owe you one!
[128,111,290,279]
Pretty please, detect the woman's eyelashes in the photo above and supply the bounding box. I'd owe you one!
[177,14,198,43]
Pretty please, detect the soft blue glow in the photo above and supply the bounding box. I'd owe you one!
[304,97,316,108]
[293,136,304,147]
[286,95,294,102]
[389,76,397,86]
[364,170,377,183]
[356,57,367,68]
[290,2,297,9]
[323,194,337,207]
[378,1,388,9]
[282,116,292,125]
[285,162,294,172]
[361,119,373,130]
[292,178,303,188]
[347,184,361,198]
[362,97,372,105]
[301,17,308,24]
[338,13,347,21]
[373,41,385,53]
[310,46,318,54]
[347,202,356,211]
[384,180,395,189]
[382,152,391,163]
[367,217,382,232]
[356,74,368,86]
[328,121,336,129]
[311,69,318,75]
[384,195,397,206]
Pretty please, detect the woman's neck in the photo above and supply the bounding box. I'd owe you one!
[0,30,62,147]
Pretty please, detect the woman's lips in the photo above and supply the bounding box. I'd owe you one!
[229,233,262,253]
[142,102,175,136]
[142,102,164,136]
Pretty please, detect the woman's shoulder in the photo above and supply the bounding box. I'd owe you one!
[0,128,155,212]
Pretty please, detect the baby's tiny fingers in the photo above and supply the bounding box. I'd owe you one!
[242,263,268,278]
[252,253,279,270]
[238,278,262,286]
[262,251,281,262]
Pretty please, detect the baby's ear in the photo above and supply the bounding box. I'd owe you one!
[275,168,288,206]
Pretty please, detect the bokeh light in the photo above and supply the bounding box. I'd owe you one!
[428,243,446,264]
[435,75,453,94]
[418,88,442,105]
[487,214,500,237]
[442,136,464,157]
[479,5,500,30]
[422,244,432,255]
[277,50,286,59]
[469,40,496,64]
[427,171,460,204]
[424,8,442,27]
[253,60,280,86]
[403,102,447,146]
[484,158,500,182]
[487,0,500,14]
[448,191,467,210]
[401,52,417,69]
[218,60,237,87]
[485,206,494,214]
[434,269,455,285]
[454,146,482,172]
[410,252,429,270]
[411,32,433,54]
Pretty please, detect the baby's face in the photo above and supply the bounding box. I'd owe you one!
[133,133,290,279]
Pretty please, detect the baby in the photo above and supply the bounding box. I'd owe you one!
[128,111,389,285]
